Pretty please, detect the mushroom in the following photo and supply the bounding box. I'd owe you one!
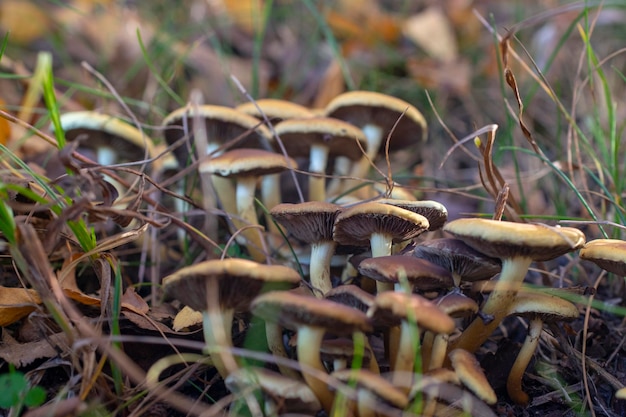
[367,291,454,389]
[324,91,427,196]
[162,259,301,379]
[504,291,579,405]
[357,255,454,294]
[333,202,430,293]
[332,369,409,417]
[274,117,367,202]
[413,238,502,287]
[270,201,343,296]
[376,199,448,232]
[224,366,321,415]
[448,348,497,405]
[162,105,274,239]
[579,238,626,276]
[251,290,372,412]
[199,148,296,262]
[443,219,585,354]
[235,99,314,232]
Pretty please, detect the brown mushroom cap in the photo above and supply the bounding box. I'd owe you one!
[251,290,372,334]
[58,111,155,162]
[367,291,455,334]
[162,104,273,164]
[235,99,315,122]
[376,199,448,231]
[225,367,321,414]
[332,369,409,410]
[333,202,430,248]
[270,201,342,244]
[162,258,301,312]
[448,348,497,405]
[274,117,368,161]
[413,238,502,283]
[579,239,626,276]
[324,91,428,152]
[443,219,585,261]
[358,255,454,292]
[324,285,375,313]
[199,148,296,178]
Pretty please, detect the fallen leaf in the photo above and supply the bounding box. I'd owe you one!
[403,6,458,63]
[0,331,68,368]
[0,99,10,145]
[0,286,41,327]
[121,287,149,315]
[221,0,264,35]
[172,305,203,331]
[0,0,51,45]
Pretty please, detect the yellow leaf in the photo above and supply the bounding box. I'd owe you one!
[221,0,264,35]
[0,0,51,45]
[403,6,458,63]
[172,305,203,331]
[0,286,41,327]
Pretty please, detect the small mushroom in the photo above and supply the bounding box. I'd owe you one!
[444,219,585,354]
[333,202,430,293]
[162,259,301,379]
[579,238,626,276]
[505,291,579,405]
[448,348,497,405]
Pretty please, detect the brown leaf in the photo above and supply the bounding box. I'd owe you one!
[0,0,51,45]
[0,331,67,367]
[403,6,458,63]
[121,287,149,315]
[0,286,41,327]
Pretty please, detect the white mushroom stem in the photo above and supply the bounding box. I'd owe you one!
[296,326,335,412]
[392,319,421,389]
[308,144,330,202]
[265,321,300,380]
[325,156,352,197]
[202,308,238,380]
[507,317,543,405]
[370,233,395,293]
[234,176,267,263]
[261,174,283,236]
[450,256,532,354]
[428,333,450,371]
[309,241,337,297]
[351,124,383,178]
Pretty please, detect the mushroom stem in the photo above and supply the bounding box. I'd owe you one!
[234,176,267,263]
[202,308,238,380]
[309,241,337,297]
[370,233,394,293]
[392,319,421,389]
[507,317,542,405]
[261,174,283,236]
[351,124,383,180]
[265,321,300,380]
[428,333,450,370]
[449,256,532,354]
[308,144,330,202]
[297,326,335,412]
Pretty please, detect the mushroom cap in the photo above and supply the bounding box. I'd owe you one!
[162,104,273,163]
[270,201,343,243]
[358,255,454,291]
[58,111,156,160]
[376,199,448,231]
[579,239,626,276]
[162,259,301,312]
[507,291,579,322]
[443,219,585,261]
[225,367,321,413]
[333,202,430,247]
[324,90,427,151]
[332,369,409,409]
[320,338,372,366]
[274,117,368,161]
[448,348,497,405]
[251,290,373,334]
[367,291,455,334]
[413,238,502,282]
[324,284,375,313]
[198,148,296,178]
[235,99,315,122]
[433,291,479,318]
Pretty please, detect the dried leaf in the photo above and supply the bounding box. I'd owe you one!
[0,99,10,145]
[403,6,458,63]
[0,287,41,327]
[0,331,67,368]
[172,305,203,331]
[221,0,264,35]
[121,287,149,315]
[0,0,51,45]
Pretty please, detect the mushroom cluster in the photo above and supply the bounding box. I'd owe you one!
[53,93,593,415]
